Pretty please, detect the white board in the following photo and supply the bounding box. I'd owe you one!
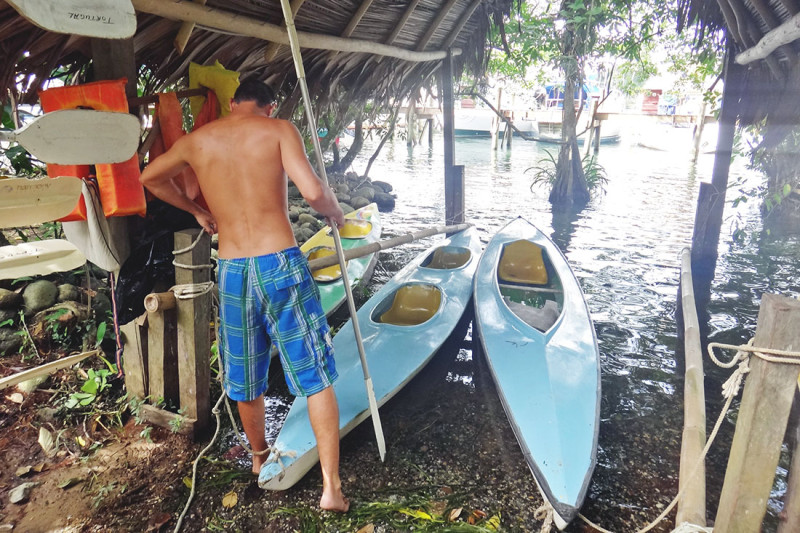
[0,176,83,229]
[6,0,137,39]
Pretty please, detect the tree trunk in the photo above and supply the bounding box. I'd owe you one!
[327,114,363,173]
[549,56,590,206]
[364,106,400,178]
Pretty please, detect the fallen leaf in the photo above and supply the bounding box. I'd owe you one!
[182,477,192,489]
[76,436,87,447]
[32,463,45,473]
[15,466,32,477]
[7,393,23,404]
[144,511,172,532]
[431,500,447,516]
[58,477,83,489]
[9,482,39,504]
[38,427,57,457]
[356,525,375,533]
[222,490,237,508]
[449,507,462,521]
[400,508,432,520]
[468,515,475,525]
[473,509,487,519]
[486,514,501,530]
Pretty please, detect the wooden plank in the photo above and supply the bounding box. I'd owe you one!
[6,0,136,39]
[173,0,207,54]
[341,0,375,37]
[416,0,460,51]
[736,11,800,65]
[120,315,148,400]
[778,413,800,532]
[442,51,455,168]
[139,404,196,436]
[676,248,706,526]
[146,309,179,406]
[0,110,140,165]
[385,0,422,44]
[714,294,800,532]
[174,229,211,436]
[443,0,481,48]
[132,0,458,62]
[90,37,138,100]
[445,165,465,226]
[263,0,307,61]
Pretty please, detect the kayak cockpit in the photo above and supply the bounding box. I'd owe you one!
[305,245,344,282]
[372,282,442,326]
[329,218,372,239]
[421,245,472,270]
[497,239,563,333]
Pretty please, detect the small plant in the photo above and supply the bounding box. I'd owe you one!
[169,407,187,433]
[526,150,609,196]
[65,368,114,409]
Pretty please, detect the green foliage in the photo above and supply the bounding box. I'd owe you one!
[526,150,608,196]
[1,104,45,176]
[65,368,114,409]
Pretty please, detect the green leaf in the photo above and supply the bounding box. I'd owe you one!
[96,321,107,346]
[783,183,792,197]
[399,508,433,520]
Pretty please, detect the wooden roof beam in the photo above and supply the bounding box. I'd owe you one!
[132,0,460,62]
[174,0,206,54]
[778,0,800,16]
[342,0,375,37]
[747,0,798,64]
[443,0,482,48]
[736,11,800,64]
[386,0,422,45]
[417,0,461,51]
[264,0,308,62]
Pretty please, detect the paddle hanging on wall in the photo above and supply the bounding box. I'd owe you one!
[0,109,141,165]
[6,0,137,39]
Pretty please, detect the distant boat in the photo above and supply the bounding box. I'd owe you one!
[454,107,539,139]
[634,122,718,153]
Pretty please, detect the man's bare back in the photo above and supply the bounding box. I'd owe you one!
[140,99,344,259]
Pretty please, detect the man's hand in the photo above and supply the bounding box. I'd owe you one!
[195,209,218,235]
[327,204,346,230]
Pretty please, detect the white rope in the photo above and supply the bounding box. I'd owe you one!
[172,230,214,270]
[534,501,554,533]
[577,338,800,533]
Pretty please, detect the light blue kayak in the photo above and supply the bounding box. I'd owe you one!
[259,227,482,490]
[473,217,600,529]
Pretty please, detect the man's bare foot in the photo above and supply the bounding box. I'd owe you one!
[320,489,350,512]
[252,453,267,475]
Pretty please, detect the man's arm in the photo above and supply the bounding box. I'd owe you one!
[279,121,345,228]
[140,137,217,234]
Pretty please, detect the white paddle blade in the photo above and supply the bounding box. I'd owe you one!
[0,176,83,229]
[6,0,136,39]
[12,110,141,165]
[364,377,387,461]
[0,240,86,280]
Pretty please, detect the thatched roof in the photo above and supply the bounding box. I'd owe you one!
[0,0,512,116]
[678,0,800,146]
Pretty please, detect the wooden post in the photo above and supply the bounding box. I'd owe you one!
[593,122,601,155]
[407,99,417,147]
[90,38,138,101]
[445,165,465,226]
[147,307,179,407]
[491,88,502,150]
[714,294,800,532]
[120,314,148,400]
[691,101,708,163]
[779,416,800,532]
[428,118,434,145]
[442,51,455,169]
[677,248,706,526]
[174,229,212,436]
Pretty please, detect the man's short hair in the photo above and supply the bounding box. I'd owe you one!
[233,79,277,108]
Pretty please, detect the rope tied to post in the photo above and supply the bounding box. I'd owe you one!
[577,337,800,533]
[172,230,214,270]
[533,501,554,532]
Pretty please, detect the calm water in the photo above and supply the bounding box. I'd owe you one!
[226,130,800,531]
[345,131,800,530]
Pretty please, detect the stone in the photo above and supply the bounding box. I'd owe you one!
[0,288,22,310]
[333,183,350,194]
[372,180,393,193]
[339,203,355,214]
[288,206,303,222]
[57,284,80,303]
[350,196,371,209]
[9,482,39,504]
[300,222,315,231]
[92,293,112,318]
[374,191,396,211]
[335,192,351,203]
[0,328,23,356]
[352,186,375,201]
[32,301,89,336]
[345,171,359,181]
[0,308,16,324]
[288,185,303,199]
[22,281,58,316]
[297,213,320,227]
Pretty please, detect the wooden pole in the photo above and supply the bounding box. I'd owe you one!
[445,165,465,225]
[442,51,455,169]
[90,38,138,101]
[491,88,502,150]
[173,229,212,436]
[714,294,800,532]
[677,248,707,526]
[307,223,471,270]
[131,0,460,63]
[120,315,148,400]
[428,118,434,145]
[691,101,708,163]
[778,410,800,532]
[147,307,179,407]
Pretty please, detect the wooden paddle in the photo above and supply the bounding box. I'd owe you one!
[6,0,137,39]
[307,223,472,271]
[279,0,386,461]
[0,109,141,165]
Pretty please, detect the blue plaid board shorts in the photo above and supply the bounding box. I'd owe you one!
[218,247,338,401]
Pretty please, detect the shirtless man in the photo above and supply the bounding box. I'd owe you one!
[139,79,348,512]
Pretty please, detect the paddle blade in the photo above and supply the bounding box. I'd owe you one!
[364,377,386,461]
[6,0,137,39]
[0,176,83,229]
[12,110,140,165]
[0,240,86,280]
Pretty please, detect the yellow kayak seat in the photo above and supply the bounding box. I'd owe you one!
[306,246,343,282]
[498,239,548,286]
[425,246,471,270]
[336,218,373,239]
[379,284,442,326]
